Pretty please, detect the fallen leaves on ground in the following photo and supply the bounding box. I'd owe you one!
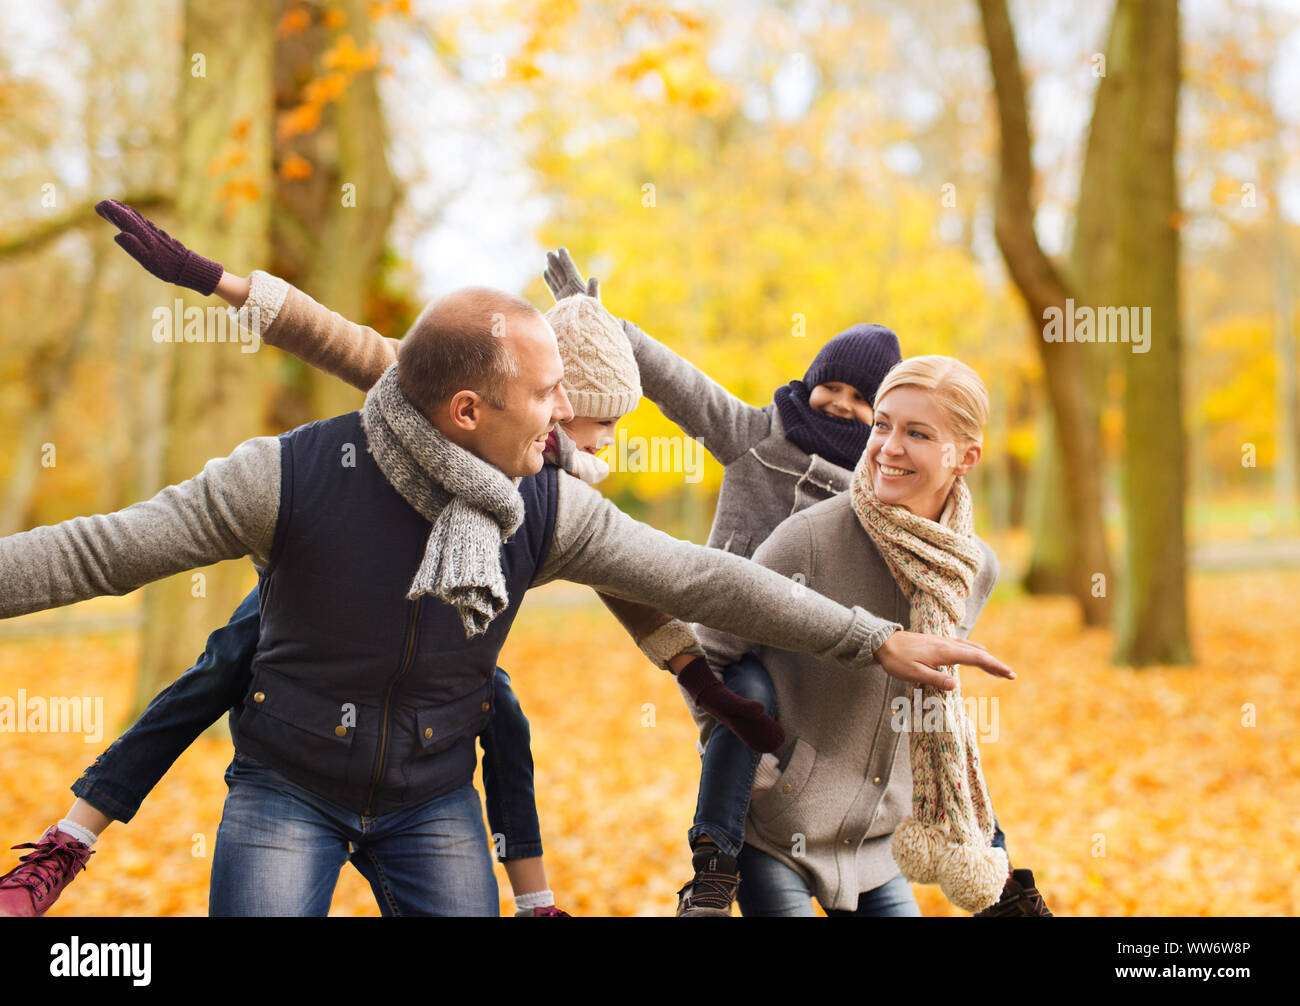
[0,568,1296,916]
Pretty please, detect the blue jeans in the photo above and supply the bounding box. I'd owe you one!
[71,586,544,862]
[689,653,775,858]
[210,752,497,916]
[689,653,1009,860]
[737,845,921,917]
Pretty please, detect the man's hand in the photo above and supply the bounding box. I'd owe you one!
[873,630,1015,690]
[676,657,785,753]
[94,199,224,296]
[543,248,601,303]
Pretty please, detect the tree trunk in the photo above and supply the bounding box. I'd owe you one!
[132,1,276,718]
[271,0,400,425]
[1113,0,1192,665]
[976,0,1113,625]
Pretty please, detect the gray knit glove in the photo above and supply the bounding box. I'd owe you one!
[544,248,601,303]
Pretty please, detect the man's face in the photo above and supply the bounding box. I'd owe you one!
[468,315,574,477]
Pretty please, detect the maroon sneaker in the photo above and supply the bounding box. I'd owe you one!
[972,868,1054,917]
[0,826,94,917]
[515,904,572,917]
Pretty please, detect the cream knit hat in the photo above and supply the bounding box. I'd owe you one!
[544,295,642,418]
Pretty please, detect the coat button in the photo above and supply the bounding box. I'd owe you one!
[782,783,792,794]
[843,838,852,845]
[253,691,265,703]
[334,725,347,737]
[424,727,433,739]
[481,701,490,712]
[873,775,882,785]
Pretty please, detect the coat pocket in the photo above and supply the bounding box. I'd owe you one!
[749,737,817,827]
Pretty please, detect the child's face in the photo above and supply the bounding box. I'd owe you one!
[560,415,623,455]
[808,381,874,425]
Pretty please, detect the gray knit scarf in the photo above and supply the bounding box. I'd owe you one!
[360,363,525,638]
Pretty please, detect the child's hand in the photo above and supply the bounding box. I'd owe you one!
[677,657,785,753]
[543,248,601,302]
[94,199,224,296]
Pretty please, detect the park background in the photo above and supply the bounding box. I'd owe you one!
[0,0,1297,916]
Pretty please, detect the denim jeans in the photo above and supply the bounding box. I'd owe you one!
[689,652,1008,860]
[736,845,921,917]
[689,653,775,858]
[71,585,545,862]
[209,752,497,916]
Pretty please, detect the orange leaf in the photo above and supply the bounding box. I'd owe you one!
[276,7,311,37]
[280,154,313,180]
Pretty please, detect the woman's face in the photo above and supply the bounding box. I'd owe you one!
[865,386,980,522]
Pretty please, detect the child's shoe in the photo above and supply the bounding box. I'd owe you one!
[0,826,94,917]
[675,839,739,917]
[972,867,1053,917]
[515,904,571,917]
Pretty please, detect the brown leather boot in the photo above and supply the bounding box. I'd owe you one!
[675,840,740,917]
[973,867,1054,917]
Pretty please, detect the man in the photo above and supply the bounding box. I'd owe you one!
[0,273,1012,915]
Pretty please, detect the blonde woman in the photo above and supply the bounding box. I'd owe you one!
[697,356,1048,916]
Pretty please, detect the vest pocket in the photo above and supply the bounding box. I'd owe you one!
[413,679,494,757]
[235,671,361,788]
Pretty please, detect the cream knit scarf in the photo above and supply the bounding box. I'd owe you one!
[850,451,1009,912]
[361,363,525,639]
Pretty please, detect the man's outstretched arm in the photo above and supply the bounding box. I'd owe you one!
[532,474,1013,690]
[0,438,280,619]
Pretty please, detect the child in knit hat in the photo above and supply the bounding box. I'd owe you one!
[542,249,1049,919]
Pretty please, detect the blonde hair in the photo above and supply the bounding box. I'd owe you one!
[873,355,989,448]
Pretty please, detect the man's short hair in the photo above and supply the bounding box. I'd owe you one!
[396,287,541,414]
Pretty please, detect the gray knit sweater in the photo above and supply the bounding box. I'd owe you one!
[696,493,999,912]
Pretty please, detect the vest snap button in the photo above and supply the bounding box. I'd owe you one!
[253,691,265,703]
[334,725,347,737]
[782,783,792,794]
[424,727,433,740]
[480,701,490,712]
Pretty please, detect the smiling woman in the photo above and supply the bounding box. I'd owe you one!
[694,353,1035,916]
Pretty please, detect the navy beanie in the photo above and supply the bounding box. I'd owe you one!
[803,324,902,406]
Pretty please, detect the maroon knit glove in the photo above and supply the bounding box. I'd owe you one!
[94,199,224,296]
[677,657,785,753]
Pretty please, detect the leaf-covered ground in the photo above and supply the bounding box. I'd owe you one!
[0,568,1295,916]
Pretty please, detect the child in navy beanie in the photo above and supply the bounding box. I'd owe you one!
[774,323,903,470]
